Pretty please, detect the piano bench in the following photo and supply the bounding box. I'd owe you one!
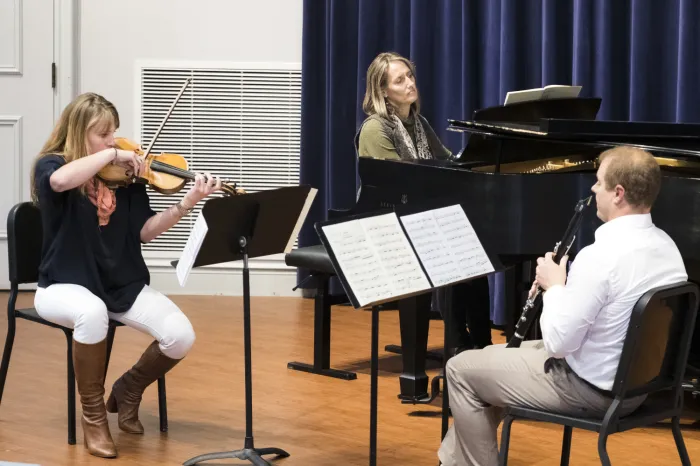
[285,245,356,381]
[284,245,336,275]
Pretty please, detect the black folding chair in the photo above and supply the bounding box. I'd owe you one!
[499,281,699,465]
[0,202,168,445]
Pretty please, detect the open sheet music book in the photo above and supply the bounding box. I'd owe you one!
[317,204,495,308]
[400,205,494,286]
[504,84,582,106]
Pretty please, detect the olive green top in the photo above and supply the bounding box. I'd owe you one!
[357,113,451,161]
[358,116,415,160]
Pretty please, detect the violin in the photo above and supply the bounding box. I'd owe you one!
[97,77,244,196]
[97,137,244,196]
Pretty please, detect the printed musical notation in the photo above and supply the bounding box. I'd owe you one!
[321,213,430,307]
[176,212,209,287]
[400,205,494,286]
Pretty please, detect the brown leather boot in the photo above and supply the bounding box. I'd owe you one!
[73,339,118,458]
[106,340,180,434]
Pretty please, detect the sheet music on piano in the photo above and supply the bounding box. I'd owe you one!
[504,84,581,105]
[400,205,494,287]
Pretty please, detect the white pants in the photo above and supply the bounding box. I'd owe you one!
[34,284,195,359]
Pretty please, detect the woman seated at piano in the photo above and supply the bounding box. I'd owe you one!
[356,51,452,161]
[355,51,492,351]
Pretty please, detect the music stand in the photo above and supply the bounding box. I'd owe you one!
[181,185,316,466]
[315,200,503,465]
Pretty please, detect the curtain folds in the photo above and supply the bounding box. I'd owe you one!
[299,0,700,317]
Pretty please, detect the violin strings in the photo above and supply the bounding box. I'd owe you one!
[151,160,237,190]
[151,161,194,178]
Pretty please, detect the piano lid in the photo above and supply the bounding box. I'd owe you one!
[447,97,700,166]
[448,118,700,141]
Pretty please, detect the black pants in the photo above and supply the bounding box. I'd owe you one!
[436,276,492,350]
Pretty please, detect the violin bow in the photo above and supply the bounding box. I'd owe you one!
[139,77,242,194]
[141,77,192,159]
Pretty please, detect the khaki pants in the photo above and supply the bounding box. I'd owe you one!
[438,341,645,466]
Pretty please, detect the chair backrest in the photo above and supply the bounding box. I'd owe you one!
[6,202,43,285]
[612,281,699,400]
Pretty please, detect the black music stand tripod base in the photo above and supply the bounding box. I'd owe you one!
[184,448,289,466]
[181,189,311,465]
[182,236,290,466]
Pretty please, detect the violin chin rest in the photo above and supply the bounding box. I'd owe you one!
[97,164,129,183]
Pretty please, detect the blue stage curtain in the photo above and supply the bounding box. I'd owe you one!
[299,0,700,320]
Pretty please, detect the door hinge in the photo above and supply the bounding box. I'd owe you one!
[51,62,56,89]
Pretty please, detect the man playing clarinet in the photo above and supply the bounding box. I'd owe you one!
[438,145,688,466]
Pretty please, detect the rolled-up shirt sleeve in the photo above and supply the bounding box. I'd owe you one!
[539,248,610,358]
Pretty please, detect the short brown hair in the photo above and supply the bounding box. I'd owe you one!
[598,146,661,208]
[362,52,420,119]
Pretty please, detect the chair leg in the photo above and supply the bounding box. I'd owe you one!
[104,325,117,380]
[597,432,611,466]
[0,317,17,406]
[560,425,572,466]
[671,416,691,465]
[499,414,514,465]
[158,376,168,432]
[64,329,76,445]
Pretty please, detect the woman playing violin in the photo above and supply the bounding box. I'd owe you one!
[29,92,221,458]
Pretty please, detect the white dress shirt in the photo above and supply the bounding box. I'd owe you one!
[539,213,687,390]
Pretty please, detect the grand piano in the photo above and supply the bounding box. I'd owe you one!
[352,96,700,402]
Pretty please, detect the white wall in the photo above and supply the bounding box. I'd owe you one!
[80,0,303,150]
[79,0,304,296]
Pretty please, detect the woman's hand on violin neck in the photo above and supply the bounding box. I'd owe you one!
[182,172,223,207]
[141,172,221,243]
[112,148,144,177]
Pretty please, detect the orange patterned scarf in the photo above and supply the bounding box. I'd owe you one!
[86,178,116,226]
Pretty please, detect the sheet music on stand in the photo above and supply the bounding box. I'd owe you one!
[400,205,494,286]
[316,204,497,308]
[173,186,317,288]
[176,212,209,287]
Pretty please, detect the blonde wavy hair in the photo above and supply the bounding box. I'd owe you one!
[362,52,420,120]
[30,92,119,203]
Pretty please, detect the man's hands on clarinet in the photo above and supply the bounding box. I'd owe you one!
[529,252,569,297]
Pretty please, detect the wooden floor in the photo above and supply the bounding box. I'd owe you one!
[0,291,699,465]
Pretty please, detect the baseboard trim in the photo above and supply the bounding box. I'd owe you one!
[145,257,300,297]
[0,256,301,297]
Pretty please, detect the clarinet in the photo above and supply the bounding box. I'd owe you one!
[507,195,593,348]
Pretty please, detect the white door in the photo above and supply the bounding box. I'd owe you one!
[0,0,55,289]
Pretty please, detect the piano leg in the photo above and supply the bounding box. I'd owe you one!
[504,260,536,344]
[393,279,492,402]
[397,293,432,402]
[504,267,516,342]
[451,277,492,349]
